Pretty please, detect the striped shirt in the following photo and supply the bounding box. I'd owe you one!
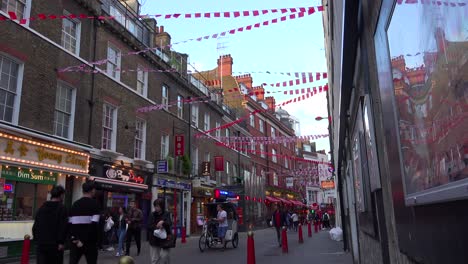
[69,197,100,244]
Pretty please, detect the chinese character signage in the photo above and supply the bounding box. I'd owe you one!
[174,135,184,157]
[201,162,210,176]
[214,156,224,172]
[0,133,89,174]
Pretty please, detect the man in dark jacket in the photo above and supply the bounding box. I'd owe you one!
[69,181,100,264]
[125,201,143,256]
[32,185,67,264]
[271,203,286,247]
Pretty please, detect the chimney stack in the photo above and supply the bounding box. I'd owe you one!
[217,54,233,77]
[235,74,253,89]
[265,96,276,111]
[155,26,171,49]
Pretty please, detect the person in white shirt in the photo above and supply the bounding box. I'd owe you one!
[215,204,228,251]
[292,212,299,231]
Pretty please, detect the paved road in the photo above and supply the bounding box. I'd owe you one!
[20,227,352,264]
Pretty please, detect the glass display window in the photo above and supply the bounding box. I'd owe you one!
[386,2,467,204]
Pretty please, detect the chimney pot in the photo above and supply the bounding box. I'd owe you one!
[160,26,164,33]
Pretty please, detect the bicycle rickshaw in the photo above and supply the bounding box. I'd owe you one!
[198,201,239,252]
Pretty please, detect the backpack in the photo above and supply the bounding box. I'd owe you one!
[323,213,329,221]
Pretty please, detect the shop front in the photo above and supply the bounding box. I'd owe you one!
[153,177,191,236]
[0,131,90,259]
[89,159,152,226]
[190,185,213,234]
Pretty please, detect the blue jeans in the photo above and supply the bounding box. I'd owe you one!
[218,226,228,239]
[117,228,126,255]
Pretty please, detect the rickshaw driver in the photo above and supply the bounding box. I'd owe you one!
[213,204,228,250]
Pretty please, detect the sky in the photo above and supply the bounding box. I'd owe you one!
[141,0,330,153]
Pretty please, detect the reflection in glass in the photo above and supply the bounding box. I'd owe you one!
[388,2,467,194]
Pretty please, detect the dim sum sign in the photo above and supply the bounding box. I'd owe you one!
[0,132,89,175]
[320,180,335,189]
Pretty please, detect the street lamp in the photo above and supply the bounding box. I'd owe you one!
[315,116,329,121]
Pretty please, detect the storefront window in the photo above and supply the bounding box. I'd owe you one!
[387,2,467,204]
[0,180,53,221]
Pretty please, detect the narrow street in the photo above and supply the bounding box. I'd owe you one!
[15,228,351,264]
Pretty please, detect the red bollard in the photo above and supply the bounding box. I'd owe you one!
[308,221,312,237]
[247,231,256,264]
[21,235,31,264]
[281,226,288,254]
[298,224,304,244]
[181,226,186,244]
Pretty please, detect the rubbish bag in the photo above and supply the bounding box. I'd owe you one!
[329,227,343,241]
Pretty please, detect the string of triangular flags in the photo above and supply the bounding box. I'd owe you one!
[196,134,329,144]
[0,6,322,24]
[58,9,320,72]
[137,83,329,113]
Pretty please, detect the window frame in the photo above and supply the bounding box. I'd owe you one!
[250,114,255,127]
[106,44,121,81]
[101,103,118,151]
[53,81,76,140]
[0,53,23,125]
[61,10,81,55]
[160,134,169,159]
[272,148,277,163]
[260,144,266,158]
[0,0,32,26]
[215,122,221,138]
[177,95,183,119]
[259,119,264,133]
[161,85,169,110]
[134,118,146,160]
[191,104,199,127]
[204,112,210,131]
[136,65,148,97]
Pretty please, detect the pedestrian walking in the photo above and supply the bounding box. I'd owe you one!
[286,211,292,231]
[148,198,172,264]
[103,210,115,251]
[32,185,68,264]
[322,212,331,229]
[125,201,143,256]
[271,203,286,247]
[69,181,101,264]
[292,211,299,231]
[115,207,128,257]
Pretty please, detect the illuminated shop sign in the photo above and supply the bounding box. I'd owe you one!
[0,133,89,174]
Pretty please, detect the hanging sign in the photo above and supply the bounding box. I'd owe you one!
[156,160,169,174]
[214,156,224,171]
[321,180,335,189]
[174,135,185,156]
[201,162,211,176]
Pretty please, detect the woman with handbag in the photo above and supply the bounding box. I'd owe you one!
[148,199,173,264]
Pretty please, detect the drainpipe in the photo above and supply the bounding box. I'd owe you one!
[87,19,98,145]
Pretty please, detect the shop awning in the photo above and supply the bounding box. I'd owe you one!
[277,198,293,206]
[91,176,148,193]
[265,196,281,203]
[292,200,306,207]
